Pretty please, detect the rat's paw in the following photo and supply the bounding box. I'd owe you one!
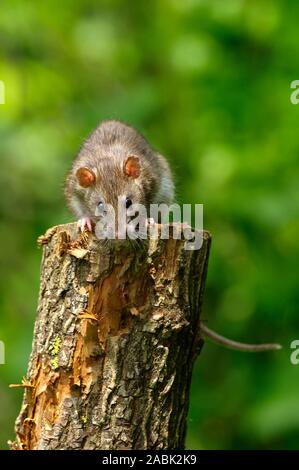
[77,217,93,232]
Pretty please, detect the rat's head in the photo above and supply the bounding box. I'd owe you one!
[76,155,151,239]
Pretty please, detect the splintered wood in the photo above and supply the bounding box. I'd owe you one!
[12,223,211,450]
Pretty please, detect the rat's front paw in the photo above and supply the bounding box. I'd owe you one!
[77,217,93,232]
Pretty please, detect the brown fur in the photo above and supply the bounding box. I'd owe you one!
[65,120,174,224]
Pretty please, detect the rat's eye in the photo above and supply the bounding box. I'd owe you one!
[126,197,133,209]
[96,201,106,216]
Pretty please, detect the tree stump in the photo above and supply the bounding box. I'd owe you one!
[12,223,211,450]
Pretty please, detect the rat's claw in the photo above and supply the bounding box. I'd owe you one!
[77,217,93,232]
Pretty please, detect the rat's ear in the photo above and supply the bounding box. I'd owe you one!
[76,167,96,187]
[124,155,140,178]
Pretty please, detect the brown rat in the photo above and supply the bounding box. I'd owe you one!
[65,120,174,235]
[64,123,283,352]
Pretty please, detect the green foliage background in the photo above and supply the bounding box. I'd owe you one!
[0,0,299,450]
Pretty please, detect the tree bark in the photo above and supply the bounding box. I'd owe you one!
[12,223,211,450]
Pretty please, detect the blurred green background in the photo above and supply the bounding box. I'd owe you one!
[0,0,299,450]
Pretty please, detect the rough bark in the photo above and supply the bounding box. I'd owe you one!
[12,223,211,450]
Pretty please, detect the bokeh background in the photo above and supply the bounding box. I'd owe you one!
[1,0,299,450]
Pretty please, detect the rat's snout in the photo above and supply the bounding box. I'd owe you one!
[114,218,128,241]
[94,202,127,241]
[94,199,145,241]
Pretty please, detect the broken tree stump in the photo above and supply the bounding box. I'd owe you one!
[12,223,211,450]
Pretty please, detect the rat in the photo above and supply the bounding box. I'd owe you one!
[65,120,175,234]
[64,120,282,353]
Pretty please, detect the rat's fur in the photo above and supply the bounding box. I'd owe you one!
[65,120,174,225]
